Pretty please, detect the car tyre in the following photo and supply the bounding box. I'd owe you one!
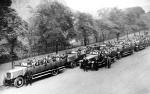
[14,77,24,88]
[52,69,58,76]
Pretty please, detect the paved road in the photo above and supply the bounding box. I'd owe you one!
[0,46,150,94]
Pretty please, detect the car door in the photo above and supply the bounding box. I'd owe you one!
[34,61,42,73]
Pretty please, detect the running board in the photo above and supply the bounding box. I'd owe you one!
[33,66,66,79]
[122,51,132,55]
[33,72,52,79]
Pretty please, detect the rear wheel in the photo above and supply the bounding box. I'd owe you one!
[70,62,76,68]
[14,77,24,88]
[131,50,134,54]
[113,57,117,63]
[117,53,121,59]
[52,69,58,76]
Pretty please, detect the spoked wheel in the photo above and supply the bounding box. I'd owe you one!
[52,69,59,76]
[134,47,138,52]
[14,77,24,88]
[131,50,134,54]
[70,62,76,68]
[117,53,121,59]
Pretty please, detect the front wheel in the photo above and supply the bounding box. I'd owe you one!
[117,53,121,59]
[14,77,24,88]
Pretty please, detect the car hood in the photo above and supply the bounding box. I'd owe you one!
[8,67,27,73]
[6,66,27,79]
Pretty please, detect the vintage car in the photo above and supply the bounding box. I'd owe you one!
[80,54,99,71]
[133,40,146,51]
[87,45,101,51]
[3,55,67,88]
[107,46,120,60]
[65,50,83,68]
[77,47,87,57]
[145,35,150,46]
[80,47,113,70]
[116,43,134,57]
[89,50,107,68]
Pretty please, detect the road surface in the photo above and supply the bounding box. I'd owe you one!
[0,47,150,94]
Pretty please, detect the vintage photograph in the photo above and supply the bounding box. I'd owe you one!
[0,0,150,94]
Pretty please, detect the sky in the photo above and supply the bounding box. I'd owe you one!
[65,0,150,15]
[11,0,150,21]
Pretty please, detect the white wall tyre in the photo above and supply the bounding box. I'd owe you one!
[14,77,24,88]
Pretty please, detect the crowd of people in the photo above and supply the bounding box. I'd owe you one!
[22,34,150,84]
[79,34,150,71]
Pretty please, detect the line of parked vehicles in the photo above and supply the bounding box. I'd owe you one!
[2,34,150,88]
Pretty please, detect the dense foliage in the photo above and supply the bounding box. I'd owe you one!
[0,0,150,63]
[0,0,29,63]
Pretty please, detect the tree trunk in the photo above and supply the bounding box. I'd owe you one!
[10,39,16,69]
[84,37,87,46]
[126,32,129,39]
[134,32,136,36]
[56,43,58,54]
[139,31,141,35]
[82,27,87,46]
[102,31,105,43]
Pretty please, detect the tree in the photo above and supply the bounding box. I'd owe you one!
[108,8,126,40]
[136,19,149,35]
[73,12,97,46]
[0,0,12,7]
[29,1,74,53]
[0,0,28,67]
[125,7,145,18]
[96,19,117,42]
[124,7,146,35]
[139,13,150,34]
[97,8,111,19]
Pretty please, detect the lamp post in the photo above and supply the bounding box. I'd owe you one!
[8,32,17,69]
[55,39,58,54]
[11,51,14,69]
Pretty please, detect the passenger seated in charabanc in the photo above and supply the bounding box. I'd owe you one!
[27,59,33,66]
[46,55,51,62]
[52,56,56,62]
[43,57,47,66]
